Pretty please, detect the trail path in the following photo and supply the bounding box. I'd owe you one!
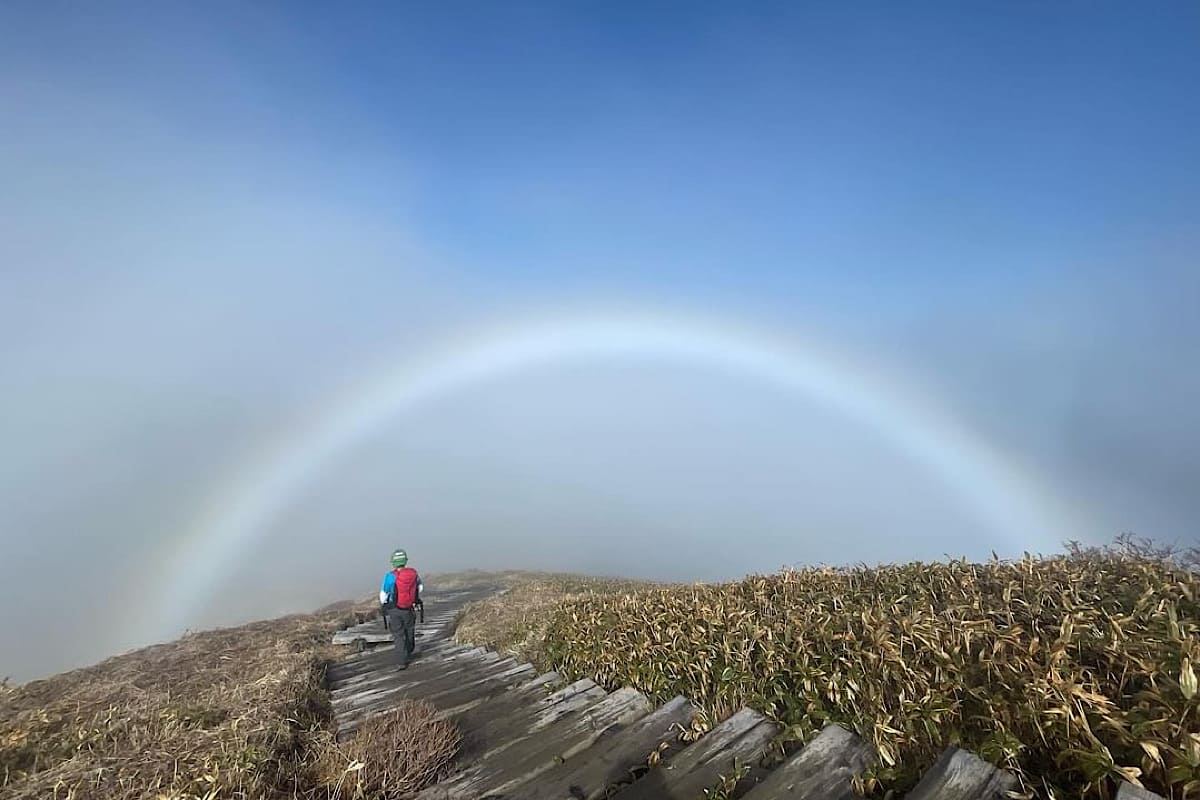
[327,589,1158,800]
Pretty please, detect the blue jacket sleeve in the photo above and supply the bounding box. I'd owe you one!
[379,572,395,605]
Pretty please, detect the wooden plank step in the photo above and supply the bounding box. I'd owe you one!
[1116,784,1166,800]
[335,661,533,723]
[330,636,458,661]
[458,680,609,763]
[334,661,536,729]
[331,611,460,645]
[328,649,466,690]
[333,630,400,645]
[331,648,495,691]
[333,653,513,706]
[339,619,388,630]
[407,663,538,710]
[334,658,524,721]
[740,723,876,800]
[339,672,590,744]
[443,671,574,729]
[331,619,449,642]
[331,655,497,700]
[421,688,653,799]
[515,695,697,800]
[905,747,1017,800]
[334,604,461,624]
[328,642,477,682]
[437,671,563,719]
[439,672,574,733]
[335,676,536,742]
[610,707,778,800]
[329,645,477,689]
[421,682,610,787]
[339,633,469,660]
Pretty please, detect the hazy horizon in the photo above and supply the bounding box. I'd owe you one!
[3,2,1198,682]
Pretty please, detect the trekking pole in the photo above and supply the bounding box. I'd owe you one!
[416,599,425,625]
[380,604,389,630]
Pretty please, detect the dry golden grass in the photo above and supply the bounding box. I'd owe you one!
[0,592,457,800]
[454,573,660,666]
[314,701,460,800]
[422,569,535,593]
[538,543,1199,800]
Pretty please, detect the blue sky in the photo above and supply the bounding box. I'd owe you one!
[2,2,1198,679]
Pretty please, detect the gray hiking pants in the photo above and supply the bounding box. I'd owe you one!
[387,607,417,667]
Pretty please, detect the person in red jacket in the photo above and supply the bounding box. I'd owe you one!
[379,549,422,669]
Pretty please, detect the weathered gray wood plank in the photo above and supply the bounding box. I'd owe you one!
[328,651,463,688]
[610,707,779,800]
[330,638,464,670]
[331,615,459,646]
[332,630,395,645]
[334,661,536,729]
[339,672,591,744]
[455,682,609,763]
[331,658,499,704]
[334,663,541,740]
[516,695,697,800]
[740,723,876,800]
[439,673,578,736]
[331,648,494,692]
[436,671,562,719]
[334,654,515,709]
[335,660,525,723]
[331,605,462,645]
[1116,783,1166,800]
[328,643,480,683]
[410,663,537,707]
[331,649,498,697]
[328,649,466,689]
[905,747,1017,800]
[421,688,653,799]
[329,636,461,664]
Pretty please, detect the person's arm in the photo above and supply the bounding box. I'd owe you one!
[415,573,424,622]
[378,573,391,628]
[379,572,394,606]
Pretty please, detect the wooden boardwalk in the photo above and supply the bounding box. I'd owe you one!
[329,594,1164,800]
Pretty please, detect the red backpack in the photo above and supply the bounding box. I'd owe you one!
[391,567,420,609]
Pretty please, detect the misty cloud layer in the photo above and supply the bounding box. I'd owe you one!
[2,3,1198,681]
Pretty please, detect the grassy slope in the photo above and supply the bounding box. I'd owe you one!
[456,551,1200,800]
[0,610,356,799]
[0,572,500,800]
[6,557,1195,799]
[453,573,659,666]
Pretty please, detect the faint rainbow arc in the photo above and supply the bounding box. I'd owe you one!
[144,313,1080,641]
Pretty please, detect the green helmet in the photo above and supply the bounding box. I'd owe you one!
[391,549,408,568]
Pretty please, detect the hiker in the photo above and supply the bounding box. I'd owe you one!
[379,549,422,670]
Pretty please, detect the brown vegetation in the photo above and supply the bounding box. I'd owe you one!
[314,701,461,800]
[0,594,460,800]
[453,573,659,666]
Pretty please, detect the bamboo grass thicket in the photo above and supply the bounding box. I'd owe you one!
[542,549,1200,799]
